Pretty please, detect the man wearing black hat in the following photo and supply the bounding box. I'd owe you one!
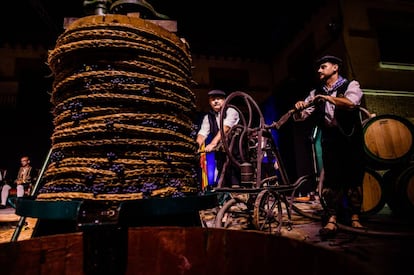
[196,89,240,187]
[294,55,366,238]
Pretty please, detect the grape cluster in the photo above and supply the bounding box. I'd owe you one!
[190,123,199,139]
[109,76,127,85]
[171,191,184,198]
[141,119,159,128]
[91,182,105,196]
[50,150,65,163]
[140,80,155,95]
[164,122,179,132]
[168,178,181,188]
[40,184,86,194]
[106,152,118,161]
[71,112,87,121]
[122,185,141,194]
[109,163,125,176]
[59,100,88,122]
[140,182,157,198]
[63,100,83,111]
[106,186,121,194]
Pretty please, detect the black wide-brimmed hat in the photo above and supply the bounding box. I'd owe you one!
[208,89,226,97]
[316,55,343,66]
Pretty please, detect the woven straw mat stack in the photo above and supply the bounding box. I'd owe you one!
[36,15,199,201]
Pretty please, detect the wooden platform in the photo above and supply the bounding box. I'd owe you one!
[0,207,19,222]
[0,207,36,242]
[1,198,413,275]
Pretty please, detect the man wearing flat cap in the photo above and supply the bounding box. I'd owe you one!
[315,55,343,67]
[206,89,227,97]
[294,54,366,238]
[196,89,240,187]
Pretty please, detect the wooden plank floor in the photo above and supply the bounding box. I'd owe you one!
[0,207,37,242]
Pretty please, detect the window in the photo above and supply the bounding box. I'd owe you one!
[369,9,414,66]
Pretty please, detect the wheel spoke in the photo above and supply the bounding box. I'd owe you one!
[254,190,283,233]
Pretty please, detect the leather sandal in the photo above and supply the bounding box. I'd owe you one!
[351,215,367,229]
[319,221,338,239]
[351,219,367,229]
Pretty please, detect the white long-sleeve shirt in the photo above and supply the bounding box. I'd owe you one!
[197,107,240,138]
[296,80,363,127]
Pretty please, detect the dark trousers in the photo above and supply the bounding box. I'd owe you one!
[320,127,365,223]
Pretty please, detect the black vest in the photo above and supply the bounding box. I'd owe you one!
[314,80,362,137]
[207,110,219,138]
[206,110,226,163]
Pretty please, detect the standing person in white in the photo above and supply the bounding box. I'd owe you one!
[196,90,240,187]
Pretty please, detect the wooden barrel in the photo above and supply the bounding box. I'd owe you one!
[361,168,386,215]
[363,114,414,169]
[383,163,414,216]
[313,127,386,215]
[0,227,372,275]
